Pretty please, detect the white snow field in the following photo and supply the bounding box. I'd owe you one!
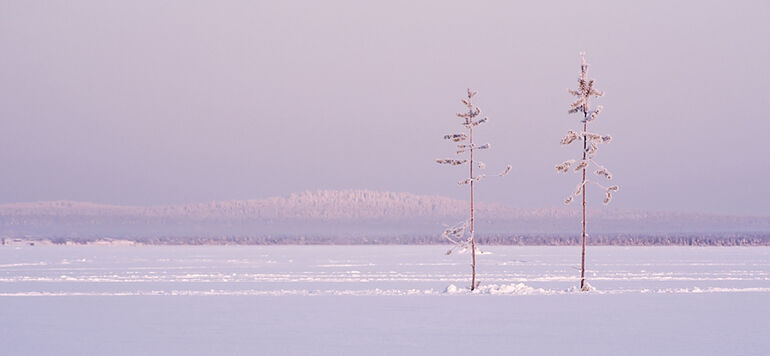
[1,245,768,355]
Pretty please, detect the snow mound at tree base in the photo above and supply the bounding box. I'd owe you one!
[565,282,599,293]
[443,283,551,295]
[443,284,461,294]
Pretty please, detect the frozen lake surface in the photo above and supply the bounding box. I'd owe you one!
[1,245,769,355]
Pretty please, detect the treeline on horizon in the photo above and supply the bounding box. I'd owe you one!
[7,233,769,247]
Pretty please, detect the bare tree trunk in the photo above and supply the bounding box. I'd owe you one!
[469,126,476,291]
[581,116,587,290]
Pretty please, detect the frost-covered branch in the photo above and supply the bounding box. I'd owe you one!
[563,180,619,205]
[442,219,470,247]
[594,166,612,180]
[468,117,488,128]
[604,185,619,204]
[584,105,603,123]
[499,165,512,177]
[555,159,575,173]
[561,130,580,145]
[436,159,468,166]
[444,133,468,142]
[456,143,491,155]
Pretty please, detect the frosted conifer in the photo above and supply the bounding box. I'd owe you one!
[437,89,511,291]
[556,53,619,291]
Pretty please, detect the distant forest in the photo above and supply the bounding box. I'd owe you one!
[8,232,768,247]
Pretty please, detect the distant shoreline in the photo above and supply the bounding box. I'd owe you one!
[3,233,769,247]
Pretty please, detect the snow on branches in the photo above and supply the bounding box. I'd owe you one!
[436,89,510,291]
[595,166,613,180]
[568,53,604,115]
[558,53,618,206]
[436,159,468,166]
[444,133,468,142]
[437,89,508,186]
[558,53,619,291]
[561,130,579,145]
[442,220,471,255]
[455,143,491,155]
[555,160,576,173]
[499,165,512,177]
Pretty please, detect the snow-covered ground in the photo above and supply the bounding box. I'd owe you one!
[1,245,768,355]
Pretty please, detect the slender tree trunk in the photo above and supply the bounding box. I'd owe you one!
[581,116,587,290]
[469,126,476,291]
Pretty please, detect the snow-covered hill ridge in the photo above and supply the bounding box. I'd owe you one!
[0,190,768,236]
[0,190,555,220]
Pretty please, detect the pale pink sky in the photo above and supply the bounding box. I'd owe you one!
[0,1,768,215]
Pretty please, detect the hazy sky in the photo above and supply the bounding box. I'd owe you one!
[1,1,768,215]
